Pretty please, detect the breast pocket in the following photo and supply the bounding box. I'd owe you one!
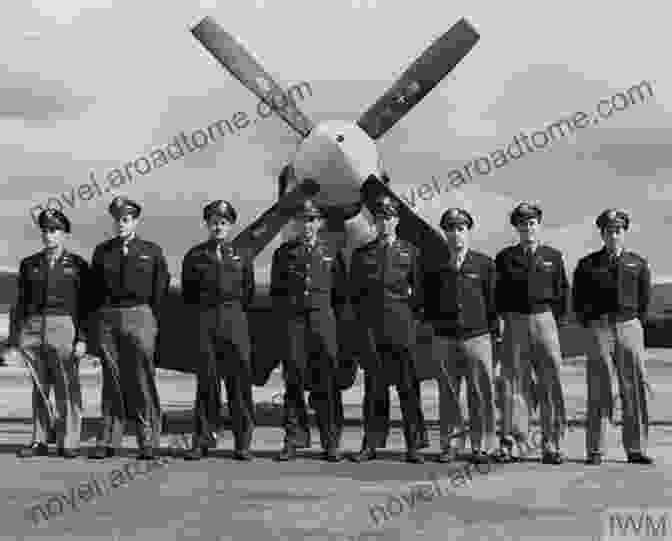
[134,257,154,275]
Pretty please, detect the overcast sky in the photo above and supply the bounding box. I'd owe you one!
[0,0,670,282]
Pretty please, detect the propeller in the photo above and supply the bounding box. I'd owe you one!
[357,18,480,140]
[191,16,314,138]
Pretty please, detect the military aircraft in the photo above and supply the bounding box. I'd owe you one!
[1,10,671,382]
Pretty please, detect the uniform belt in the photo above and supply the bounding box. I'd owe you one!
[509,303,552,315]
[99,303,150,311]
[591,312,637,324]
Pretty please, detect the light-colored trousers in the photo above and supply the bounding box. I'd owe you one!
[584,317,649,456]
[436,333,497,452]
[96,305,162,449]
[500,311,566,451]
[18,315,82,449]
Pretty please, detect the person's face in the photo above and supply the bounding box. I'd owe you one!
[206,216,233,241]
[601,224,625,252]
[114,213,139,238]
[515,217,539,243]
[40,227,66,250]
[442,223,470,252]
[374,214,399,237]
[299,215,323,240]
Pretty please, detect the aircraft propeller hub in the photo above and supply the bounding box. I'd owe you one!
[292,120,379,209]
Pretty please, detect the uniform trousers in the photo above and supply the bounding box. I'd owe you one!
[18,315,82,449]
[435,333,497,453]
[360,342,422,451]
[282,309,343,450]
[361,373,427,449]
[584,317,649,456]
[192,303,255,451]
[500,310,566,451]
[95,305,162,450]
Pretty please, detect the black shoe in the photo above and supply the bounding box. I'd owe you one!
[184,446,208,461]
[470,450,493,465]
[325,448,343,462]
[496,436,517,463]
[542,451,565,465]
[137,448,155,460]
[627,452,654,465]
[89,446,117,459]
[234,449,254,461]
[406,449,424,464]
[350,447,377,463]
[585,453,602,465]
[417,433,430,450]
[437,448,458,463]
[57,448,80,459]
[17,442,48,458]
[275,445,297,462]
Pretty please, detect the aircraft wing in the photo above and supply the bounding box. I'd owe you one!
[357,18,480,140]
[191,16,314,138]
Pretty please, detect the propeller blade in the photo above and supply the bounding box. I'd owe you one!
[360,175,449,262]
[191,16,314,138]
[357,18,480,140]
[231,178,320,258]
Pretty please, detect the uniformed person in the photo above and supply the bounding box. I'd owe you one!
[12,210,89,458]
[271,199,348,462]
[350,194,424,463]
[495,202,568,464]
[181,200,256,461]
[573,209,653,465]
[89,196,169,460]
[420,208,499,464]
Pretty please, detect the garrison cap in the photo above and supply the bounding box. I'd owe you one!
[510,202,542,226]
[440,207,474,230]
[295,199,325,219]
[108,196,141,219]
[370,194,400,218]
[596,208,630,230]
[38,209,71,233]
[203,200,237,223]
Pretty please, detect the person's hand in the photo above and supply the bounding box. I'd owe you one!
[73,341,87,359]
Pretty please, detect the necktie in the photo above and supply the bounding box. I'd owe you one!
[216,242,224,262]
[122,239,129,256]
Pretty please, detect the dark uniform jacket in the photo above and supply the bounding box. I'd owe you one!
[181,240,254,310]
[13,250,90,342]
[270,239,348,317]
[350,237,421,348]
[90,236,169,316]
[572,248,651,326]
[495,244,569,320]
[420,249,497,340]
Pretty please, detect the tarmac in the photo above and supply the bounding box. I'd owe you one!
[1,351,672,540]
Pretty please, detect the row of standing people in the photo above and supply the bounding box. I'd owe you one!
[11,195,653,466]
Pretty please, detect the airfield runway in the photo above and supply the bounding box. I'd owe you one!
[1,352,671,540]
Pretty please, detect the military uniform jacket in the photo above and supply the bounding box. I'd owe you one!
[495,244,569,320]
[270,239,347,316]
[572,248,651,326]
[420,249,497,340]
[13,250,90,342]
[90,236,170,316]
[181,240,255,310]
[350,237,421,347]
